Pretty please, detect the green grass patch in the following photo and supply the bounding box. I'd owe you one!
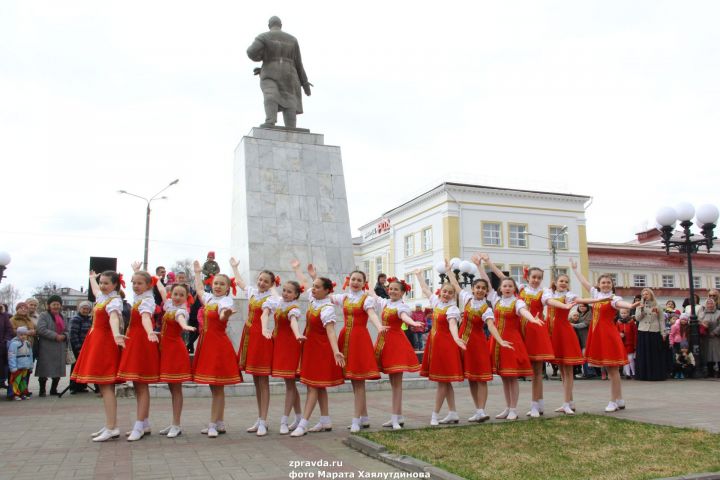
[359,414,720,480]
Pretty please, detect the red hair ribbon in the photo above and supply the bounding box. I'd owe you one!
[329,281,336,293]
[118,273,126,288]
[151,276,159,287]
[204,275,214,286]
[230,277,238,296]
[298,285,306,294]
[275,275,281,287]
[435,288,441,296]
[522,266,529,282]
[342,276,350,290]
[363,282,369,291]
[387,277,410,293]
[186,294,194,308]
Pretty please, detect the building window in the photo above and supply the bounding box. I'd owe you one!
[633,274,647,288]
[662,275,675,288]
[693,276,702,289]
[423,268,433,291]
[362,260,371,277]
[510,265,524,284]
[606,273,618,287]
[375,257,383,277]
[404,235,415,258]
[508,223,528,248]
[482,222,502,247]
[555,267,569,279]
[549,226,568,250]
[421,227,433,252]
[715,276,720,289]
[404,273,415,299]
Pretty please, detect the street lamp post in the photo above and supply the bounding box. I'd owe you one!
[435,258,478,288]
[119,179,179,270]
[528,226,568,282]
[0,251,11,285]
[656,202,719,375]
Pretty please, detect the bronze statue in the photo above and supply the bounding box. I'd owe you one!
[247,16,312,129]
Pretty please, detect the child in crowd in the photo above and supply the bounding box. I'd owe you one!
[617,309,638,379]
[673,342,695,379]
[7,326,33,400]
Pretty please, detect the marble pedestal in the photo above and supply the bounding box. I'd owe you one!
[231,127,355,290]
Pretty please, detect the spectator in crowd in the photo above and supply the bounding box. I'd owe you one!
[682,294,701,315]
[410,304,426,349]
[0,304,14,389]
[176,271,202,353]
[35,295,69,397]
[69,301,93,394]
[7,326,33,400]
[699,297,720,378]
[635,288,666,381]
[617,308,637,379]
[669,313,689,355]
[152,266,168,329]
[25,298,40,327]
[10,302,36,343]
[673,341,695,379]
[571,304,594,378]
[374,274,389,299]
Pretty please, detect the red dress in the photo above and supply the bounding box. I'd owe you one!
[271,302,302,378]
[159,305,192,383]
[70,294,122,384]
[520,286,555,362]
[617,320,638,354]
[192,297,243,385]
[489,298,532,377]
[337,293,380,380]
[117,296,160,383]
[299,300,344,388]
[458,293,493,382]
[585,293,629,367]
[238,289,274,376]
[420,298,464,383]
[373,300,420,374]
[546,292,584,366]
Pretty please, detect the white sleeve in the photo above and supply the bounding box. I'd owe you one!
[375,298,388,312]
[319,305,337,326]
[174,307,188,321]
[264,296,280,312]
[611,295,623,309]
[163,299,174,311]
[246,286,257,299]
[446,306,461,321]
[541,289,553,306]
[487,290,499,307]
[515,299,528,316]
[430,294,439,308]
[362,295,376,312]
[138,297,155,315]
[329,293,344,307]
[590,287,599,299]
[202,292,213,304]
[397,303,412,317]
[566,291,578,303]
[105,298,123,315]
[288,307,302,321]
[459,290,472,308]
[218,295,234,312]
[482,307,495,322]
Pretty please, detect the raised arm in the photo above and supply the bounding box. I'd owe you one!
[414,269,433,299]
[89,270,101,299]
[291,259,310,292]
[445,258,463,295]
[131,261,142,273]
[155,278,167,301]
[472,254,492,285]
[192,261,206,305]
[483,254,506,280]
[570,259,592,293]
[307,263,318,281]
[229,257,247,291]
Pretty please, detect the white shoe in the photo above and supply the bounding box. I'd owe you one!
[290,425,306,437]
[495,408,510,419]
[507,409,518,421]
[256,423,267,437]
[127,429,144,442]
[93,428,119,442]
[468,412,490,423]
[279,423,290,435]
[382,416,405,427]
[125,426,151,436]
[616,399,626,410]
[439,412,460,424]
[159,425,172,435]
[288,417,300,431]
[308,422,332,432]
[207,425,219,438]
[201,423,226,435]
[556,404,574,415]
[430,417,439,426]
[526,407,540,418]
[91,427,107,438]
[605,401,618,413]
[167,426,182,438]
[247,418,260,433]
[350,423,360,433]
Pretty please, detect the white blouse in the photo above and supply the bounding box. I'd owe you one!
[331,290,375,311]
[491,295,528,316]
[163,299,188,321]
[202,292,234,312]
[429,294,460,320]
[590,287,622,309]
[308,292,337,326]
[96,292,123,315]
[375,298,411,318]
[133,290,156,315]
[458,291,494,322]
[247,286,274,303]
[542,289,578,306]
[267,298,302,321]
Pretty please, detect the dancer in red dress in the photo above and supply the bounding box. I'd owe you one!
[71,270,126,442]
[446,255,509,423]
[231,258,277,437]
[571,259,640,412]
[320,268,384,433]
[486,257,554,418]
[291,269,346,437]
[415,268,466,426]
[157,283,196,438]
[192,260,242,438]
[372,278,422,430]
[117,266,160,442]
[487,276,544,421]
[542,274,583,415]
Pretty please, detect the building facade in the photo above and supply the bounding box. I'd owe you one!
[353,182,592,304]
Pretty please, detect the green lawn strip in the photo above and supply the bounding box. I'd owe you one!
[359,414,720,480]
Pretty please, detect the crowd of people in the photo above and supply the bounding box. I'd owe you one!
[2,254,719,444]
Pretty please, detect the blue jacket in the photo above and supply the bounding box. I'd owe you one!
[8,337,33,372]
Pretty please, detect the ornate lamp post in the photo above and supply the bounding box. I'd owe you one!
[656,202,718,371]
[118,179,179,270]
[0,251,11,285]
[435,257,477,288]
[528,225,568,282]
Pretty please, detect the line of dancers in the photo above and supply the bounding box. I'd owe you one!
[70,253,640,442]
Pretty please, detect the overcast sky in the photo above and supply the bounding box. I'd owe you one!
[2,1,719,300]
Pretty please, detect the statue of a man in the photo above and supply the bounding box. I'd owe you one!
[247,16,312,129]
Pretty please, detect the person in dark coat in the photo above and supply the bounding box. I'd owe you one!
[69,301,93,393]
[0,303,14,389]
[35,295,68,396]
